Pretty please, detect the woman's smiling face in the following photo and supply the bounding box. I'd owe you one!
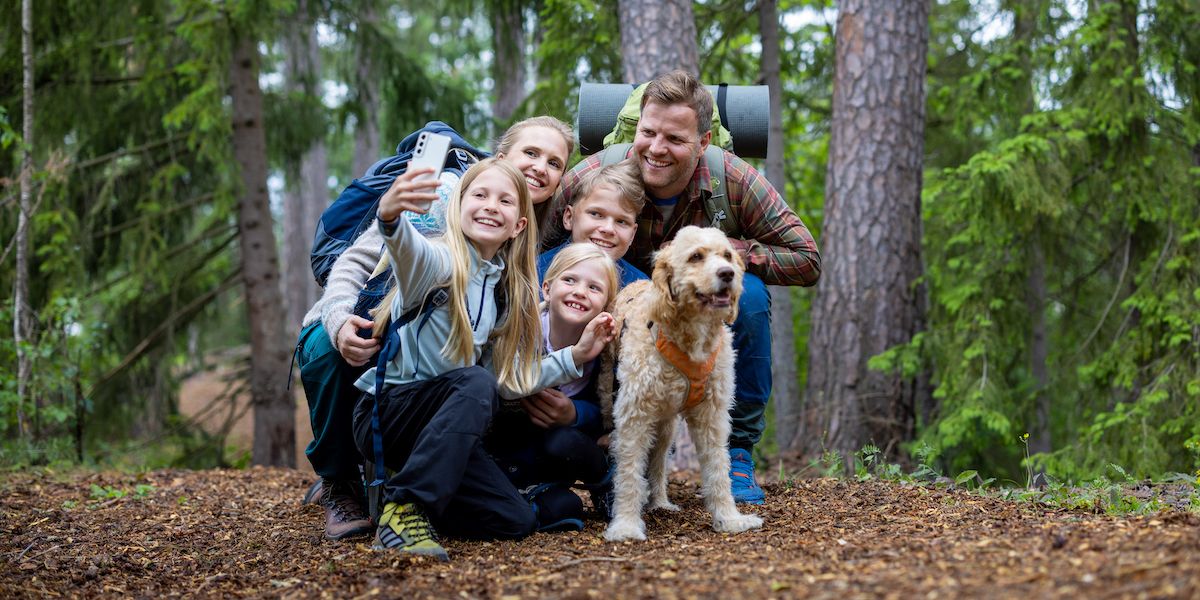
[499,126,570,205]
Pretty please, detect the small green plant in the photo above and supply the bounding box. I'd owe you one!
[61,500,78,510]
[89,484,127,500]
[87,483,155,504]
[805,449,843,478]
[856,445,881,481]
[1019,433,1033,488]
[909,443,942,482]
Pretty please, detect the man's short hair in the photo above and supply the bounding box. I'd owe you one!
[640,70,714,137]
[572,158,646,216]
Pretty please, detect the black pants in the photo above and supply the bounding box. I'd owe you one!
[352,366,536,540]
[487,411,609,489]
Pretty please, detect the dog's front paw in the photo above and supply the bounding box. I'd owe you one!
[604,518,647,542]
[713,512,763,534]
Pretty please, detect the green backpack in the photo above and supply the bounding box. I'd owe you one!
[598,84,739,238]
[602,83,735,150]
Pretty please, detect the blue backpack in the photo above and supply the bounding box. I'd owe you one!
[309,121,488,287]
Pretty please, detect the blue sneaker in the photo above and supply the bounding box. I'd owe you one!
[729,448,765,504]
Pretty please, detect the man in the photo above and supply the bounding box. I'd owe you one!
[544,70,821,504]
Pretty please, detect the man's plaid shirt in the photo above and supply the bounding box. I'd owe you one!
[541,148,821,287]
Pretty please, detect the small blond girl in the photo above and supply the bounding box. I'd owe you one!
[352,158,614,559]
[487,243,621,530]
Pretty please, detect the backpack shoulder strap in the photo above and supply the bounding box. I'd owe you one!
[702,146,737,237]
[368,285,450,488]
[599,143,633,167]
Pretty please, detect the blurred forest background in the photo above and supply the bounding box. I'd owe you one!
[1,0,1197,485]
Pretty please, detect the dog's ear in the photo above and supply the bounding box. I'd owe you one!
[651,243,676,308]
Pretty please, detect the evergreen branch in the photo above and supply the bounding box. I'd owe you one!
[85,271,241,398]
[86,223,237,297]
[72,135,187,171]
[164,223,238,262]
[93,193,216,239]
[0,165,56,267]
[1109,225,1175,345]
[1077,234,1131,355]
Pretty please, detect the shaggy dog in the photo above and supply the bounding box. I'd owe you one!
[600,226,763,541]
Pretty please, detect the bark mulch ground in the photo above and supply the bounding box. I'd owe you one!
[1,467,1197,598]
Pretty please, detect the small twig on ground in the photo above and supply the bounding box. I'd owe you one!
[14,540,36,562]
[28,544,62,560]
[552,556,631,571]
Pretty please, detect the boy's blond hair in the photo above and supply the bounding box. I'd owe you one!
[540,243,620,314]
[570,158,646,216]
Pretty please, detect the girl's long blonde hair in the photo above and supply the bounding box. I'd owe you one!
[373,158,542,394]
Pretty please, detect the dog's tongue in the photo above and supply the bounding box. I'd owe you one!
[709,291,732,307]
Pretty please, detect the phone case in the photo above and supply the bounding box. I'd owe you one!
[409,132,452,182]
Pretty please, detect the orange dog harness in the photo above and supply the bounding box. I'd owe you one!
[655,328,721,411]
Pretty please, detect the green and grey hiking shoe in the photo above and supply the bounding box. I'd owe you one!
[373,501,449,561]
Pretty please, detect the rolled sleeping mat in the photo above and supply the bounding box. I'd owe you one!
[575,82,771,158]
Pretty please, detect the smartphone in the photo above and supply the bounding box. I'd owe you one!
[407,132,452,210]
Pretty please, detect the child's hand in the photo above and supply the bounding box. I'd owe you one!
[520,389,577,429]
[376,168,439,222]
[571,312,615,366]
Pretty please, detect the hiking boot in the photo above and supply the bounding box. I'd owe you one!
[522,483,585,532]
[320,479,373,540]
[374,502,449,561]
[729,448,765,504]
[301,479,323,506]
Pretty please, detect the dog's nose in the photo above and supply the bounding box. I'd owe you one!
[718,267,734,283]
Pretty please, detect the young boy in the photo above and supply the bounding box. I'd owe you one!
[537,158,648,286]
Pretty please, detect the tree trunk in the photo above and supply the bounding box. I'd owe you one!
[230,32,297,467]
[283,1,326,334]
[758,0,801,455]
[1010,0,1051,457]
[490,0,527,123]
[14,0,34,440]
[617,0,700,81]
[352,3,381,178]
[801,0,929,465]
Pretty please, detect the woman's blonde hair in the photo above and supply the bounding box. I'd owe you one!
[540,243,620,314]
[495,115,575,158]
[372,158,543,394]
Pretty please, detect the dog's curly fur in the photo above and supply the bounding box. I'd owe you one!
[599,226,763,541]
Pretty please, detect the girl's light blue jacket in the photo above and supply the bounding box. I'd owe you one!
[355,217,582,399]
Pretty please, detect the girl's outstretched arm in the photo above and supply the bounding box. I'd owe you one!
[376,169,450,314]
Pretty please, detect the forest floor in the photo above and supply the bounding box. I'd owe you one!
[2,468,1198,599]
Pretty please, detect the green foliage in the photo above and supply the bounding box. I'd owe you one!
[907,0,1200,483]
